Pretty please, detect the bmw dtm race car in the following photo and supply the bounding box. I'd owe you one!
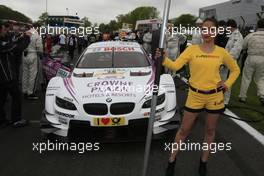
[41,41,177,138]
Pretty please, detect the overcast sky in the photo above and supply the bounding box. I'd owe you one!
[1,0,228,23]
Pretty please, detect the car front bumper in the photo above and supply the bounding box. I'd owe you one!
[41,107,180,140]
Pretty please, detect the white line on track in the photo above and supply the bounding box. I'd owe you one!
[224,109,264,146]
[175,74,264,146]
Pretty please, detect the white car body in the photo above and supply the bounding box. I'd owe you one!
[42,41,177,138]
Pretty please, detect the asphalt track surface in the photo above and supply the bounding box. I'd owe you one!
[0,76,264,175]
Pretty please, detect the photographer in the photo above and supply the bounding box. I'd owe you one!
[0,20,30,128]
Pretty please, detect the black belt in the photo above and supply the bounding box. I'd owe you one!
[189,85,223,94]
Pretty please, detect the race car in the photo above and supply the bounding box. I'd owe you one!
[41,41,177,138]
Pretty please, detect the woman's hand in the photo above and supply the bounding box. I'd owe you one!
[25,31,32,37]
[154,48,161,60]
[154,48,167,60]
[217,81,228,93]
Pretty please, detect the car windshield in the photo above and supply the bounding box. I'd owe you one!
[77,51,150,68]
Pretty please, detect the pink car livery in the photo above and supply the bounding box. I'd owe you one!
[42,56,72,81]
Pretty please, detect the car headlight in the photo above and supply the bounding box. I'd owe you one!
[142,94,165,109]
[55,97,77,110]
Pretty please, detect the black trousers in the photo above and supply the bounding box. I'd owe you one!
[0,80,22,122]
[68,47,75,60]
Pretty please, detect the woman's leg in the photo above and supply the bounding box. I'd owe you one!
[169,110,199,162]
[201,113,220,162]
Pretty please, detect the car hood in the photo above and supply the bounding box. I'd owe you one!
[63,67,155,104]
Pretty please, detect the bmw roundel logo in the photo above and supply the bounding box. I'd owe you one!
[106,98,112,103]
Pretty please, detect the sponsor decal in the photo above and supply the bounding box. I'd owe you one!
[104,47,135,52]
[82,92,136,99]
[55,110,74,118]
[196,55,220,59]
[58,117,68,125]
[47,86,60,89]
[87,80,133,93]
[46,87,60,91]
[56,68,70,78]
[93,117,125,126]
[91,47,137,53]
[214,100,224,106]
[144,108,165,117]
[94,70,126,79]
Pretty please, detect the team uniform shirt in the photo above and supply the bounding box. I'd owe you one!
[191,29,203,45]
[243,29,264,56]
[26,28,43,53]
[225,29,243,59]
[239,29,264,99]
[59,34,66,45]
[166,35,179,60]
[163,45,240,90]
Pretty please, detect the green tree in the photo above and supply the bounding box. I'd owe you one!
[172,14,197,27]
[0,5,32,23]
[116,6,159,28]
[108,20,119,32]
[81,17,92,27]
[93,23,98,27]
[37,12,48,25]
[99,23,110,33]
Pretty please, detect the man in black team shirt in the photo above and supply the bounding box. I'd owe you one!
[0,21,30,128]
[215,20,229,48]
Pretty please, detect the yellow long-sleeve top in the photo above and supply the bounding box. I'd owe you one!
[163,45,240,90]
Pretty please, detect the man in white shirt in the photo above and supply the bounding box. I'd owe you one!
[143,29,152,54]
[59,33,66,50]
[191,18,203,45]
[221,19,243,105]
[22,24,43,100]
[239,19,264,106]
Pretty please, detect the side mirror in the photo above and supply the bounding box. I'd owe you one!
[148,54,152,59]
[70,63,75,70]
